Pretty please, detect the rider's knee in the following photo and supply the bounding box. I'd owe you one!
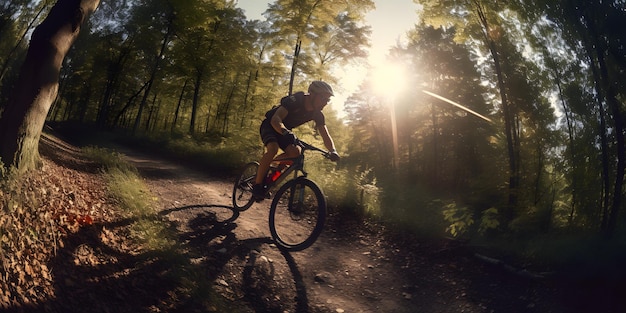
[284,145,301,158]
[265,142,280,155]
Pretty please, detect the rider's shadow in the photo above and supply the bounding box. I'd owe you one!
[160,204,310,313]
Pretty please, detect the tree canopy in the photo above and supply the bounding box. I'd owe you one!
[1,0,625,240]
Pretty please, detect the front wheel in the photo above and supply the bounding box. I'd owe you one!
[269,177,326,251]
[232,162,259,211]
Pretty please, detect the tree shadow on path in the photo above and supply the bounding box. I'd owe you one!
[15,203,311,313]
[23,218,180,313]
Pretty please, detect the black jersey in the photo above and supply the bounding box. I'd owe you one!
[264,92,325,130]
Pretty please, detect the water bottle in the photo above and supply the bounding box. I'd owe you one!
[271,168,281,181]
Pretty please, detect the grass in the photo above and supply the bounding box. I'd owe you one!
[115,130,258,177]
[84,146,176,250]
[82,146,241,311]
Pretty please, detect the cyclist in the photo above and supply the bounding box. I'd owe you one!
[252,81,340,201]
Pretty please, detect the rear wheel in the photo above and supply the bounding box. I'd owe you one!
[232,162,258,211]
[269,177,326,251]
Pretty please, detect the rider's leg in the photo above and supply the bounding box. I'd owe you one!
[274,143,301,161]
[255,141,279,186]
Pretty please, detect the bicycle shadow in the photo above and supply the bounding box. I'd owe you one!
[159,203,311,313]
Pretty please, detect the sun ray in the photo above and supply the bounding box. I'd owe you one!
[422,90,492,123]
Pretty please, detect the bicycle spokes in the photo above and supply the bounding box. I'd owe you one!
[232,162,259,211]
[269,178,326,251]
[286,184,307,218]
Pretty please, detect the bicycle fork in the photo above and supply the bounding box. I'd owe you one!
[288,183,306,214]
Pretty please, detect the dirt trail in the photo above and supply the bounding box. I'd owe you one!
[118,148,579,313]
[121,150,407,313]
[30,130,620,313]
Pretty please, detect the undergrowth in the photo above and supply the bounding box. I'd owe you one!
[54,123,626,281]
[0,142,225,310]
[84,147,176,250]
[82,146,233,310]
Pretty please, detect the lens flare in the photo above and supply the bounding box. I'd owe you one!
[422,90,492,123]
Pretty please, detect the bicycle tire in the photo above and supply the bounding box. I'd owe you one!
[269,177,326,251]
[232,162,259,211]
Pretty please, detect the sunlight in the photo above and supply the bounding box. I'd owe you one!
[372,61,407,100]
[422,90,493,123]
[371,60,407,170]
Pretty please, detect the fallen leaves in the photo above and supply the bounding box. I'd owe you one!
[0,156,116,309]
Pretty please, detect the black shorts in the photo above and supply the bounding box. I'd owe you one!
[260,119,295,150]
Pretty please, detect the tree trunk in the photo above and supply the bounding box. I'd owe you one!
[573,9,612,232]
[221,80,237,136]
[288,40,301,96]
[113,80,149,127]
[239,70,254,128]
[0,0,99,173]
[172,79,187,133]
[473,0,519,224]
[132,13,173,134]
[591,21,625,238]
[189,68,203,135]
[97,48,129,129]
[550,60,577,225]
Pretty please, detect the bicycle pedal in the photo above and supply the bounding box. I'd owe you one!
[253,194,266,202]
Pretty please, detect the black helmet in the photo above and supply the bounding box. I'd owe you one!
[308,81,334,96]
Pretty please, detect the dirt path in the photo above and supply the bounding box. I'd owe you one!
[30,130,621,313]
[119,148,579,313]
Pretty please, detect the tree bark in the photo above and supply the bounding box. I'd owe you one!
[0,0,99,173]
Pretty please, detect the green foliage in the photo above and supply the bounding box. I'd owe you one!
[83,146,137,174]
[441,201,474,237]
[352,167,381,216]
[0,0,50,106]
[478,207,500,234]
[5,0,626,276]
[310,162,382,217]
[116,130,258,175]
[106,166,154,216]
[130,218,176,252]
[84,146,175,250]
[45,0,373,138]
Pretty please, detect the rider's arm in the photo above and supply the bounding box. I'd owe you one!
[271,106,290,134]
[317,125,337,153]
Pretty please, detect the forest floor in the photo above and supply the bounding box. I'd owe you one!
[21,130,625,312]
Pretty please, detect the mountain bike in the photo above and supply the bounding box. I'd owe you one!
[232,139,331,251]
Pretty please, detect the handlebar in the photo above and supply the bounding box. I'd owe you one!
[296,139,333,160]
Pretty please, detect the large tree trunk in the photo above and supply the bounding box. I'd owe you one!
[0,0,99,173]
